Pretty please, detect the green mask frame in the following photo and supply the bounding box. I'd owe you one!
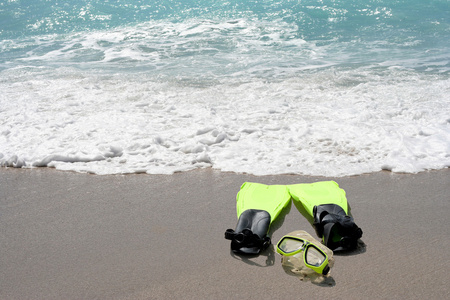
[276,235,330,275]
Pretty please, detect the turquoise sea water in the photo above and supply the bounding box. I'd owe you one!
[1,0,449,176]
[1,0,449,73]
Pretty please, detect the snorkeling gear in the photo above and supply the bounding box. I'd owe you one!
[313,204,362,251]
[288,181,363,251]
[277,230,334,276]
[225,209,271,254]
[225,182,291,254]
[277,235,330,275]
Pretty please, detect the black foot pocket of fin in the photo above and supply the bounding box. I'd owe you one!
[224,209,271,255]
[313,204,363,251]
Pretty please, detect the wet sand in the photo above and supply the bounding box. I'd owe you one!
[1,168,449,299]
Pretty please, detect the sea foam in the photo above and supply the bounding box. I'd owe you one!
[1,64,449,176]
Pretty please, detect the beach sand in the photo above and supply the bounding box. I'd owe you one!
[1,167,449,299]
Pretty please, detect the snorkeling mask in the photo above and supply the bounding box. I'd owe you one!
[276,230,334,275]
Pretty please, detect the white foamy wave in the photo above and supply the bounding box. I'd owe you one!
[1,66,449,176]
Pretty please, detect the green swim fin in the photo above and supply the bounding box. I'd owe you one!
[288,181,362,251]
[225,182,291,254]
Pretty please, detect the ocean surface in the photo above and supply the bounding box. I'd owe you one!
[1,0,449,176]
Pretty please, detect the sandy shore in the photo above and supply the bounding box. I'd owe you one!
[0,167,449,299]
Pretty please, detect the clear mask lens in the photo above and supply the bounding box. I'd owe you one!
[278,237,305,254]
[305,245,326,267]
